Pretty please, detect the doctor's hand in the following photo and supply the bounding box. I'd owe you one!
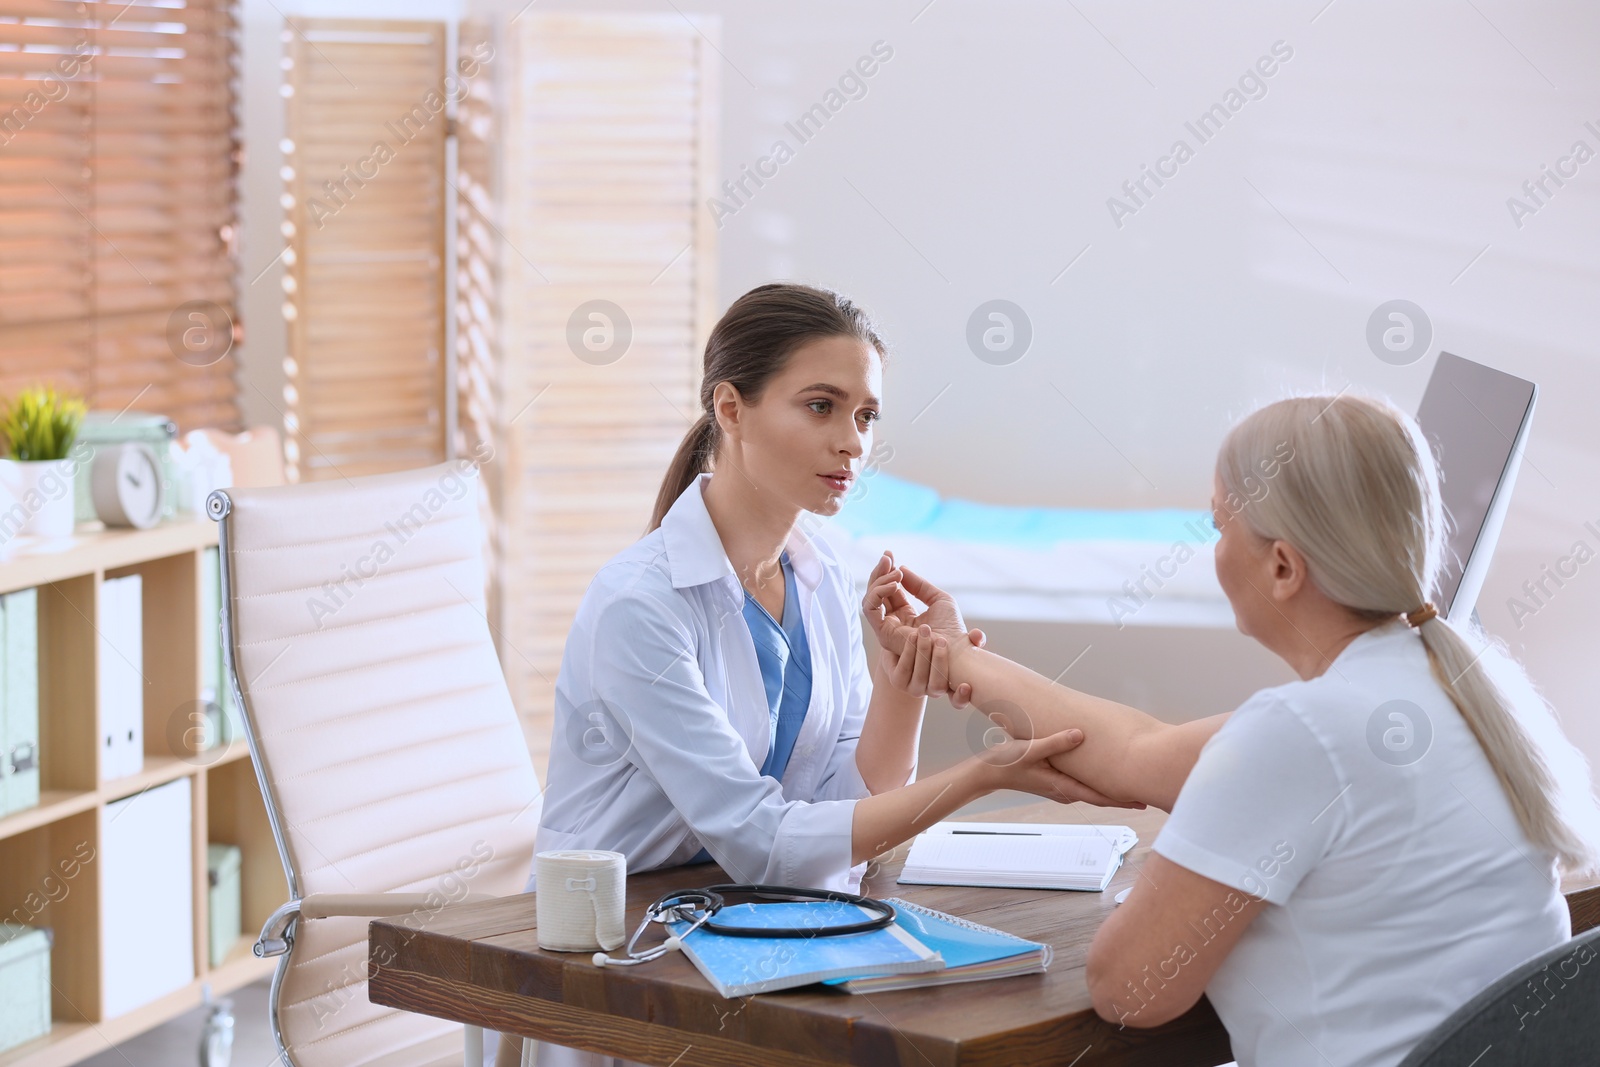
[879,620,983,708]
[863,550,977,658]
[877,615,988,707]
[970,728,1146,810]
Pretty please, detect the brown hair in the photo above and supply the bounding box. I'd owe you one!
[647,283,887,532]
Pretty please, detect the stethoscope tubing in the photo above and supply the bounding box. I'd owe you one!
[595,883,898,967]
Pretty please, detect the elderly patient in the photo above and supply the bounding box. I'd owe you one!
[879,393,1599,1067]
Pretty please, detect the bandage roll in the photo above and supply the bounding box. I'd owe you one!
[535,850,627,952]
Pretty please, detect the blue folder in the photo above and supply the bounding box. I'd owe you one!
[822,897,1052,993]
[665,899,943,998]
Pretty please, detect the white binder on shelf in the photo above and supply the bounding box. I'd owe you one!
[101,775,195,1016]
[2,587,41,817]
[98,574,144,781]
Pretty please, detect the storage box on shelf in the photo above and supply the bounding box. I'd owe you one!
[0,921,54,1054]
[206,844,242,972]
[0,518,288,1067]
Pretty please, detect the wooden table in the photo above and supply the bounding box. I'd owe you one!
[368,802,1600,1067]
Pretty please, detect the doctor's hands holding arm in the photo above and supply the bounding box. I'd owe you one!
[864,557,1226,812]
[845,551,1129,864]
[855,552,1142,813]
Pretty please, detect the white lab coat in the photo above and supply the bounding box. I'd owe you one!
[527,474,902,1067]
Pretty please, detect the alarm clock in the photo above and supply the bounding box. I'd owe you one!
[90,442,165,529]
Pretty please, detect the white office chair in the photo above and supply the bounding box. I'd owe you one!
[210,461,542,1066]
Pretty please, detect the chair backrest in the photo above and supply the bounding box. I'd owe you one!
[214,461,541,1067]
[1398,924,1600,1065]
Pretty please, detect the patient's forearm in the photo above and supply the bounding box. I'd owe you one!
[950,644,1225,810]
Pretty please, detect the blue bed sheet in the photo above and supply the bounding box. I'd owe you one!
[830,472,1212,550]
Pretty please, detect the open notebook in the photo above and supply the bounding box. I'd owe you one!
[898,821,1139,891]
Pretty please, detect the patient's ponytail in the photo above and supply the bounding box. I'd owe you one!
[647,283,887,532]
[1217,394,1600,875]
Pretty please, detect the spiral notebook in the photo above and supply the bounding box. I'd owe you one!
[665,900,943,998]
[822,898,1052,993]
[898,821,1138,892]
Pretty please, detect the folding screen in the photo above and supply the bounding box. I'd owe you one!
[492,13,720,773]
[279,19,448,481]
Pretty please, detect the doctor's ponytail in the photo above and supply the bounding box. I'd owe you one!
[651,413,718,533]
[647,283,887,533]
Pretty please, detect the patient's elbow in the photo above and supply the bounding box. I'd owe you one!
[1085,941,1191,1029]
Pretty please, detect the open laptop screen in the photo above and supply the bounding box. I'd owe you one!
[1414,352,1537,620]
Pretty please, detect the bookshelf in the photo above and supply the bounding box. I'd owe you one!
[0,517,285,1067]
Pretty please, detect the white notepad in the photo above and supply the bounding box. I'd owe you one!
[898,821,1138,892]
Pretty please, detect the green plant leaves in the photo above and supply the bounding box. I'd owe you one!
[0,385,86,462]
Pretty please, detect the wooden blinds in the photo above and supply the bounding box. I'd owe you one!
[0,0,241,431]
[500,14,719,778]
[280,18,447,482]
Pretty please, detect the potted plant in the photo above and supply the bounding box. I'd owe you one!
[0,385,87,540]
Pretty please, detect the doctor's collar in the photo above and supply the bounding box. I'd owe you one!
[659,472,826,594]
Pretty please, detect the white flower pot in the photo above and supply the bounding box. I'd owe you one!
[0,457,79,541]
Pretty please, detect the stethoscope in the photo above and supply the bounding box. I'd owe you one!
[593,883,898,967]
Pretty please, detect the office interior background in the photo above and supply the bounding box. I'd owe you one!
[231,0,1600,797]
[0,0,1597,1062]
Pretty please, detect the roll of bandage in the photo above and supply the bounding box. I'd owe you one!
[535,850,627,952]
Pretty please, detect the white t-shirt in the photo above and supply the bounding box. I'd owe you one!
[1154,620,1569,1067]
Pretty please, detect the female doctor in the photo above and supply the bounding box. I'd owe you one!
[514,283,1116,1067]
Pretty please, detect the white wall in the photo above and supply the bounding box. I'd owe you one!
[239,1,1600,777]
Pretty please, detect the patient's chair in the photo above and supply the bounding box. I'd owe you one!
[209,461,542,1066]
[1397,923,1600,1065]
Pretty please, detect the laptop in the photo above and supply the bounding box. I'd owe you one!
[1413,352,1538,623]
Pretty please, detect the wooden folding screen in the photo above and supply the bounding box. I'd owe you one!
[279,19,447,481]
[454,15,503,638]
[0,0,240,430]
[496,14,719,775]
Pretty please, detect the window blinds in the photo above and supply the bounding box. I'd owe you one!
[0,0,241,431]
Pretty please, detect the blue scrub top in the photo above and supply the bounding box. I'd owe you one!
[690,550,812,864]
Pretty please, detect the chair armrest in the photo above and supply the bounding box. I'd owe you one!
[301,893,438,919]
[255,891,499,957]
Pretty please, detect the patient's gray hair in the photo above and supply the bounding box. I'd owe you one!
[1217,393,1600,875]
